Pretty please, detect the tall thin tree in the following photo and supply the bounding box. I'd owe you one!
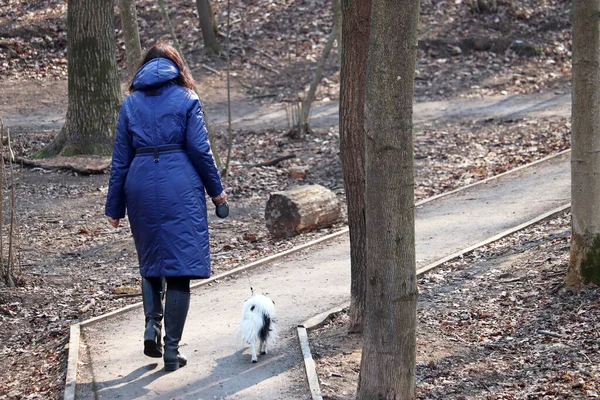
[567,0,600,288]
[299,24,337,132]
[196,0,221,55]
[158,0,222,170]
[43,0,121,157]
[222,0,233,178]
[120,0,143,78]
[357,0,420,398]
[339,0,371,334]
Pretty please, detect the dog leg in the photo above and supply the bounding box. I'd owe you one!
[260,340,267,355]
[250,340,258,363]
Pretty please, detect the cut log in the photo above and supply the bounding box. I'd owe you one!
[265,185,341,238]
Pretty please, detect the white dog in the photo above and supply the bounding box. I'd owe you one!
[239,293,277,363]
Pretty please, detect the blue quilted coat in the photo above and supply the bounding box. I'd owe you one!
[105,58,223,279]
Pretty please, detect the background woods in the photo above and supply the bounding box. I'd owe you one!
[0,0,593,399]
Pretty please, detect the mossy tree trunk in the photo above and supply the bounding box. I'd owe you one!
[567,0,600,288]
[119,0,143,79]
[196,0,220,55]
[356,0,420,398]
[44,0,121,157]
[339,0,371,334]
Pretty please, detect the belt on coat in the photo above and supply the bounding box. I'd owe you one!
[135,145,186,162]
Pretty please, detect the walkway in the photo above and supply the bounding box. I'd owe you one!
[74,151,571,399]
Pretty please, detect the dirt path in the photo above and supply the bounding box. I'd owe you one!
[0,79,570,134]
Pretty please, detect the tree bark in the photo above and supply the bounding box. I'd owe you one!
[44,0,121,157]
[196,0,221,55]
[356,0,420,398]
[207,0,219,36]
[265,185,341,238]
[468,0,497,13]
[567,0,600,288]
[119,0,143,78]
[339,0,370,334]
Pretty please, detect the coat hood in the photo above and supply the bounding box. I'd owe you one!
[132,58,180,90]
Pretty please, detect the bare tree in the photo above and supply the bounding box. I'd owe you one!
[0,120,7,287]
[567,0,600,288]
[43,0,121,157]
[158,0,222,170]
[222,0,233,178]
[339,0,371,334]
[196,0,221,55]
[332,0,342,48]
[298,24,337,133]
[119,0,143,78]
[357,0,420,398]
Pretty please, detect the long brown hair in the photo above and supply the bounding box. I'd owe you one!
[129,42,195,92]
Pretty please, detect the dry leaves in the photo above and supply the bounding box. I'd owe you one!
[0,0,577,398]
[311,213,600,399]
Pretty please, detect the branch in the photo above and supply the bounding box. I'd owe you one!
[300,24,337,130]
[249,59,280,75]
[234,154,296,168]
[16,156,111,174]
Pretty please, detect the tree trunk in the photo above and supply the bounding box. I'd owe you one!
[299,25,337,132]
[567,0,600,288]
[356,0,420,398]
[339,0,371,334]
[468,0,497,13]
[332,0,342,50]
[207,0,219,36]
[159,0,222,171]
[119,0,143,79]
[265,185,341,238]
[196,0,221,55]
[43,0,121,157]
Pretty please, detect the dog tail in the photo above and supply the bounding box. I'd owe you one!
[259,313,271,342]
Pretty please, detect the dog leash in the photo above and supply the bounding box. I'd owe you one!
[244,271,254,295]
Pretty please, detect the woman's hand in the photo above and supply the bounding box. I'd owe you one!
[107,216,120,228]
[211,191,228,206]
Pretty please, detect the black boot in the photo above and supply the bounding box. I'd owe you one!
[142,277,164,358]
[163,287,190,371]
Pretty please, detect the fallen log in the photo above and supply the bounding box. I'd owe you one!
[265,184,341,238]
[16,155,111,174]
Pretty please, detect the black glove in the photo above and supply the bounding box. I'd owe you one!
[215,202,229,218]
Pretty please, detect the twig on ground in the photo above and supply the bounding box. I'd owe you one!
[200,64,221,76]
[538,330,563,338]
[248,59,280,75]
[232,154,296,168]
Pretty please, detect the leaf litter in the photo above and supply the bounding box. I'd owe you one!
[310,213,600,399]
[0,0,576,398]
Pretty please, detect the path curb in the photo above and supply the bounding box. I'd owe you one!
[296,203,571,399]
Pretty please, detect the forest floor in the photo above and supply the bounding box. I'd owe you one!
[0,0,577,398]
[311,212,600,399]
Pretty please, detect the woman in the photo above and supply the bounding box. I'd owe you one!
[105,43,227,372]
